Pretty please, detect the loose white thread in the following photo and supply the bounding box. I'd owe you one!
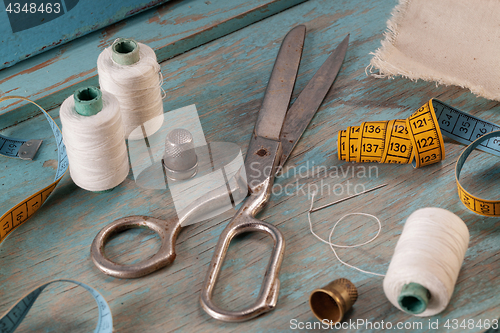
[97,41,164,140]
[383,207,469,316]
[308,191,385,277]
[308,193,469,317]
[60,92,129,191]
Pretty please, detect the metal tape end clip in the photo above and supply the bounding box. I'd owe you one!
[19,139,43,160]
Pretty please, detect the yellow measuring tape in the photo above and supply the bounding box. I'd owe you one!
[456,130,500,216]
[0,97,113,331]
[337,99,500,216]
[0,96,68,243]
[338,100,444,167]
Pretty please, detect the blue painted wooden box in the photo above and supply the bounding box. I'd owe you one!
[0,0,170,69]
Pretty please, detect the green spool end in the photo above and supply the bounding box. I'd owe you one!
[73,86,114,193]
[398,283,430,315]
[111,38,140,65]
[74,86,103,117]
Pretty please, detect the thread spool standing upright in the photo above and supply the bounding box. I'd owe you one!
[383,207,469,316]
[61,86,129,192]
[97,38,164,140]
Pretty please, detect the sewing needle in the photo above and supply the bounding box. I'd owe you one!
[310,183,388,213]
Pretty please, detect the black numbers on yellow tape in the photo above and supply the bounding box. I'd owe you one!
[406,102,445,167]
[337,98,500,216]
[357,121,387,163]
[380,119,413,164]
[338,100,445,167]
[455,130,500,217]
[0,96,68,243]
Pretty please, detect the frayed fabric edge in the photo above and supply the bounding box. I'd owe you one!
[367,54,500,101]
[382,0,413,45]
[366,0,500,101]
[365,0,415,79]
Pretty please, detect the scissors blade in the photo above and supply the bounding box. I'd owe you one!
[252,25,306,142]
[279,34,349,167]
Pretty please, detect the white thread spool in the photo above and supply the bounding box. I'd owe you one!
[383,207,469,316]
[60,87,129,192]
[97,38,164,140]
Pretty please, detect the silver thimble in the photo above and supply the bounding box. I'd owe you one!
[162,128,198,180]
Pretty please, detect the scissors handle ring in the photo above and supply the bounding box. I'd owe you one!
[90,215,180,279]
[200,185,285,322]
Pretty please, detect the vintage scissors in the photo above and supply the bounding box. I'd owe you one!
[199,25,349,322]
[91,25,349,311]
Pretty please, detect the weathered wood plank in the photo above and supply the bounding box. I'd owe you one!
[0,0,307,129]
[0,0,172,70]
[1,0,499,332]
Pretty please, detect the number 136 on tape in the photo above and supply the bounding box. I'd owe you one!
[337,99,500,216]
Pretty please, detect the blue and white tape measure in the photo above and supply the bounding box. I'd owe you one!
[0,96,113,332]
[0,279,113,333]
[0,96,68,243]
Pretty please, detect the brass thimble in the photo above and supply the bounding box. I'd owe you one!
[309,278,358,324]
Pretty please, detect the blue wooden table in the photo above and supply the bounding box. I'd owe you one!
[1,0,499,332]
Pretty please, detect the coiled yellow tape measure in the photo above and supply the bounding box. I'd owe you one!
[456,130,500,216]
[338,99,500,216]
[338,100,445,167]
[0,96,68,243]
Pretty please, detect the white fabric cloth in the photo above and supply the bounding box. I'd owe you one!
[369,0,500,101]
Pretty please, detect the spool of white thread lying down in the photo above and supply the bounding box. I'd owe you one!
[383,207,469,316]
[97,38,164,140]
[307,195,470,317]
[60,87,129,192]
